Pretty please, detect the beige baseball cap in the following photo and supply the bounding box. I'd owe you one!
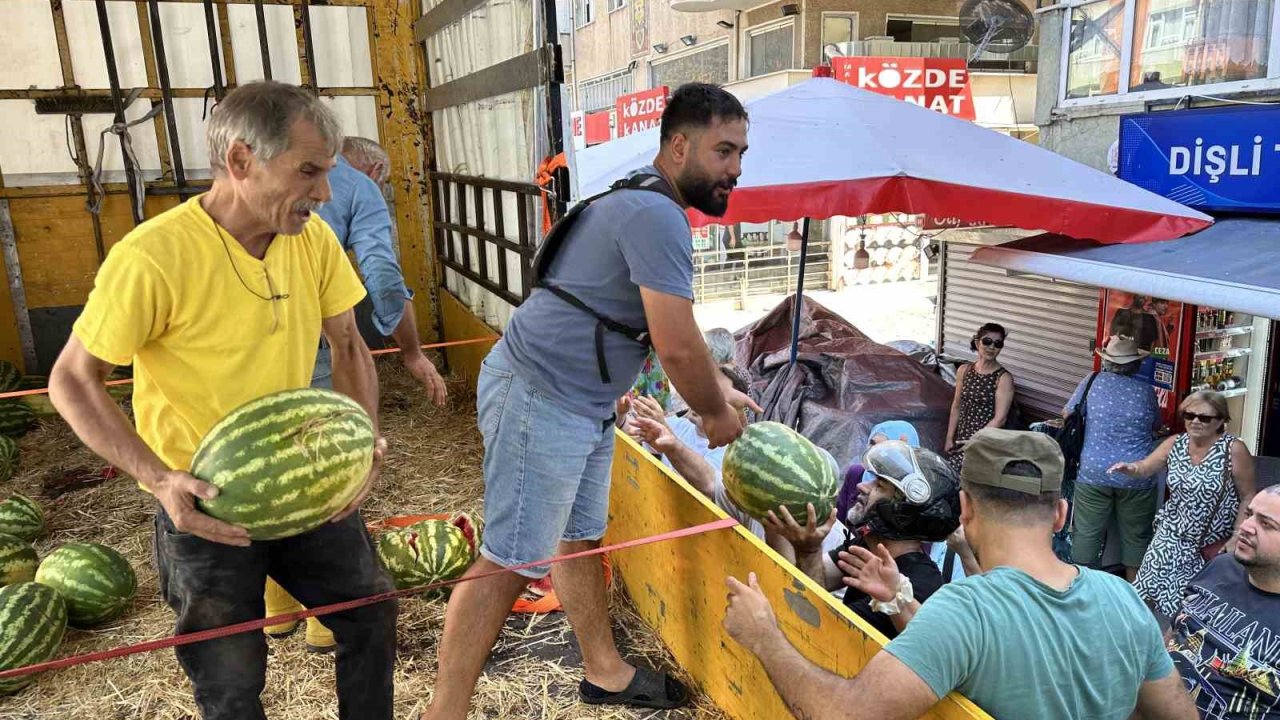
[960,428,1064,495]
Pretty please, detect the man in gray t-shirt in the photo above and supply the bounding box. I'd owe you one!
[423,84,757,720]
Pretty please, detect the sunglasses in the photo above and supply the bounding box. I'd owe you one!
[980,337,1005,349]
[1183,411,1221,424]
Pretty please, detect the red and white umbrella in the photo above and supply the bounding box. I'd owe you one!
[574,77,1212,243]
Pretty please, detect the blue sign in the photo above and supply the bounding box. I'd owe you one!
[1118,105,1280,214]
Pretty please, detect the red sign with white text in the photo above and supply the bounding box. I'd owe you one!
[616,87,669,137]
[585,110,613,146]
[832,57,976,120]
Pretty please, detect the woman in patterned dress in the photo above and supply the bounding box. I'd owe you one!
[944,323,1016,473]
[1111,390,1256,618]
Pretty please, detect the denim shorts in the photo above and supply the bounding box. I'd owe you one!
[476,348,615,579]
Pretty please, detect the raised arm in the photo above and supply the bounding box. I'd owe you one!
[50,338,250,546]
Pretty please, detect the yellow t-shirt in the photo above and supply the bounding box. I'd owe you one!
[73,196,367,473]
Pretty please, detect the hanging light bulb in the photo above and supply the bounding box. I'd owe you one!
[854,231,871,269]
[786,222,803,252]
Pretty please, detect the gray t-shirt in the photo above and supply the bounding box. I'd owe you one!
[500,166,692,418]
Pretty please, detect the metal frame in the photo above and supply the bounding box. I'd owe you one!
[0,0,384,202]
[417,0,567,309]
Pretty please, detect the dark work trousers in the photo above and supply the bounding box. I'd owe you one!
[153,505,397,720]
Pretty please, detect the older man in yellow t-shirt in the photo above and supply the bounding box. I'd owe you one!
[49,81,397,720]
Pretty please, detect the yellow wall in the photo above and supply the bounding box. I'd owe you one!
[438,290,498,391]
[606,433,991,720]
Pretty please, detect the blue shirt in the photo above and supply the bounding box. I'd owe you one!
[500,166,693,418]
[1066,372,1161,490]
[317,156,410,336]
[886,566,1174,719]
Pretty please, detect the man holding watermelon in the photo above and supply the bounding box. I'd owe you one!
[49,82,397,720]
[422,83,758,718]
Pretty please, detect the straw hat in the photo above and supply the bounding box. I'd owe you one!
[1096,335,1150,364]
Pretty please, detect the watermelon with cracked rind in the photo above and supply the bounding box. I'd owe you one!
[35,542,136,627]
[191,388,375,540]
[721,421,838,522]
[0,582,67,694]
[377,514,477,591]
[0,533,36,587]
[0,495,42,542]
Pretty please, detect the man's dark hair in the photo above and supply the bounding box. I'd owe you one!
[962,461,1060,525]
[716,364,749,395]
[660,83,748,145]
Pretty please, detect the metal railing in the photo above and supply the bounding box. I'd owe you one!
[430,172,540,308]
[692,242,832,304]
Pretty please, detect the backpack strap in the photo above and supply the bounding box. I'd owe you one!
[529,172,679,385]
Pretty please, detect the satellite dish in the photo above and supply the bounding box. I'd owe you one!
[960,0,1034,59]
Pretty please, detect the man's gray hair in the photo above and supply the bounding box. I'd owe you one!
[704,328,736,366]
[343,136,391,183]
[1102,358,1144,376]
[206,81,343,175]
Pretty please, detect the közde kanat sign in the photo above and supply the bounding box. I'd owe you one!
[832,57,976,120]
[1118,105,1280,214]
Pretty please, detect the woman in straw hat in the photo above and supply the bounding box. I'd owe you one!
[1064,336,1162,581]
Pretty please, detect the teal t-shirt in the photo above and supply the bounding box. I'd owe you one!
[885,566,1174,719]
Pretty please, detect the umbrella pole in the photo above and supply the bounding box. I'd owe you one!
[788,218,811,368]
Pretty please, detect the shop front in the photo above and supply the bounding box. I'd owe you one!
[972,103,1280,453]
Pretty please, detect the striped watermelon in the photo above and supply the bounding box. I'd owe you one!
[0,436,16,482]
[0,534,36,587]
[0,495,42,542]
[721,422,839,522]
[0,582,67,695]
[0,362,20,393]
[16,376,45,391]
[377,514,477,591]
[35,543,136,627]
[0,401,34,439]
[191,388,375,540]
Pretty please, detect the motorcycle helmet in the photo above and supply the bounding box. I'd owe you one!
[853,441,961,542]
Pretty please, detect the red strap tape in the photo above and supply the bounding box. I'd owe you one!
[0,516,738,680]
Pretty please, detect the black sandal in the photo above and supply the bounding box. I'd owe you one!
[579,666,690,710]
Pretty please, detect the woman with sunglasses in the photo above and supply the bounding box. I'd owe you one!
[944,323,1015,473]
[1111,390,1257,617]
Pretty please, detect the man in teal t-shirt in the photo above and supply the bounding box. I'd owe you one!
[722,428,1197,720]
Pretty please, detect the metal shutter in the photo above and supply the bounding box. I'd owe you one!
[940,241,1099,419]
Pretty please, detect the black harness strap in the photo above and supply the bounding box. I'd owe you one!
[532,173,680,384]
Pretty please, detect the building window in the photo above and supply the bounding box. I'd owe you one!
[608,0,626,12]
[1065,0,1125,98]
[1063,0,1279,101]
[579,68,633,112]
[748,22,794,77]
[821,12,859,60]
[575,0,593,28]
[885,15,962,43]
[1130,0,1272,89]
[651,43,731,88]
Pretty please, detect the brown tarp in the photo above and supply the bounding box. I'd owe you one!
[733,295,955,470]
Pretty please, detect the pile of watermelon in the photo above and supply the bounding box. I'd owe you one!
[377,513,480,594]
[721,421,839,522]
[0,361,34,482]
[0,491,137,694]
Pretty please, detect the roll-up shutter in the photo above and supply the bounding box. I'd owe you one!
[940,241,1099,419]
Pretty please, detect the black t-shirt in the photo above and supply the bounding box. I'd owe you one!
[829,540,944,640]
[1168,555,1280,720]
